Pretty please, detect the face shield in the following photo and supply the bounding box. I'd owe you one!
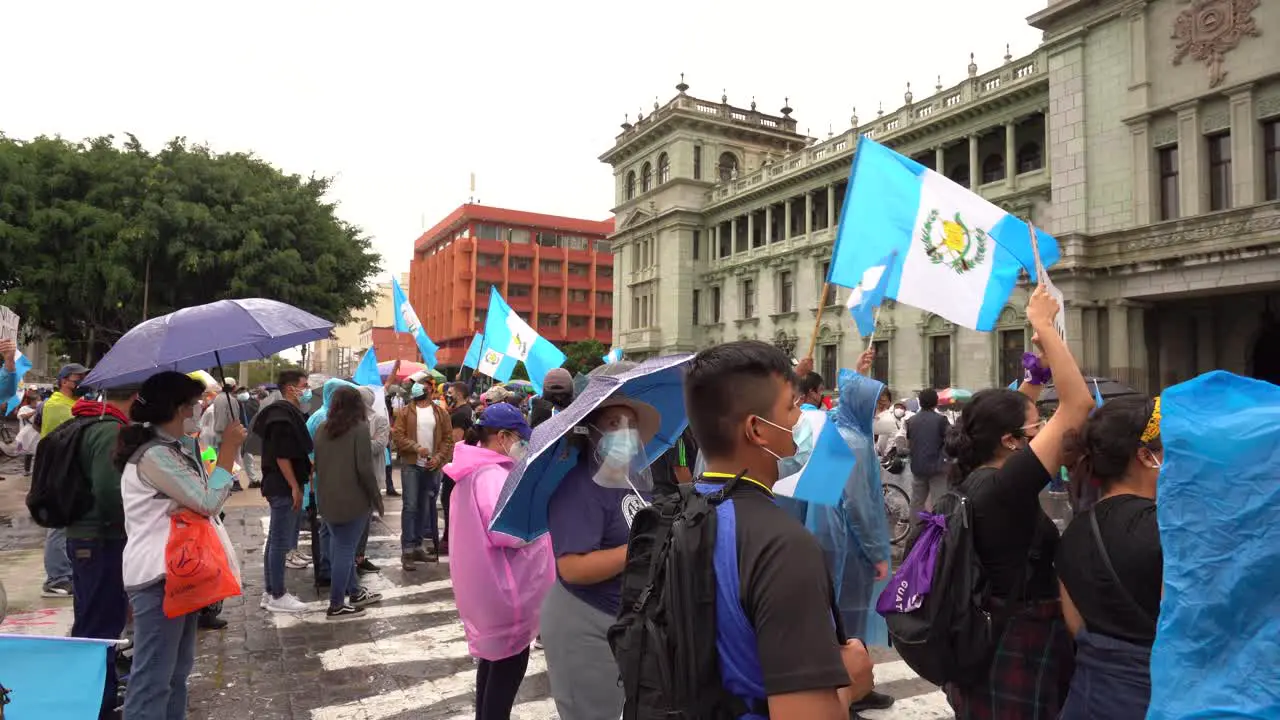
[586,412,654,498]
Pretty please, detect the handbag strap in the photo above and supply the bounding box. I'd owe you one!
[1088,510,1156,627]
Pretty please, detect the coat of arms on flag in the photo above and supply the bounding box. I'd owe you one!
[920,210,988,274]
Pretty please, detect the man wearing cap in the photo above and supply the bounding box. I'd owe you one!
[391,380,455,567]
[530,368,575,429]
[36,362,89,598]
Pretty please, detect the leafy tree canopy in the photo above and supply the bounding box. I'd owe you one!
[561,339,607,376]
[0,133,381,363]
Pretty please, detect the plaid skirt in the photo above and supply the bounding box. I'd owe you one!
[945,600,1075,720]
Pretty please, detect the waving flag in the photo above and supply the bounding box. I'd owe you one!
[602,347,624,365]
[0,634,116,718]
[3,350,32,413]
[462,333,485,370]
[845,251,897,338]
[828,137,1059,331]
[477,287,566,394]
[391,275,439,369]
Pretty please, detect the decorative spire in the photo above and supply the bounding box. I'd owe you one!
[721,88,728,104]
[850,106,859,127]
[936,74,943,92]
[676,72,689,94]
[621,113,632,131]
[877,101,884,117]
[750,96,757,111]
[1004,44,1013,63]
[904,81,913,105]
[654,96,659,111]
[637,107,644,122]
[780,96,793,117]
[827,123,833,139]
[968,52,978,78]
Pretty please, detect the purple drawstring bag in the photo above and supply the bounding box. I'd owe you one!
[876,512,947,615]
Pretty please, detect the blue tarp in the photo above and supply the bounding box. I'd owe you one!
[1148,371,1280,719]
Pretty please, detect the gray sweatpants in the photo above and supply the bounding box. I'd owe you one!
[539,580,624,720]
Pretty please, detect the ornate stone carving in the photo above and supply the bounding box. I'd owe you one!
[1121,214,1280,253]
[1201,109,1231,133]
[1152,124,1179,146]
[1171,0,1260,88]
[1258,93,1280,119]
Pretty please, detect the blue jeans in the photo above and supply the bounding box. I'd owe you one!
[263,494,296,598]
[400,465,440,551]
[68,537,129,720]
[124,582,198,720]
[326,517,367,608]
[44,527,72,584]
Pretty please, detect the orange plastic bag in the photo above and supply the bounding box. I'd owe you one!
[163,510,241,618]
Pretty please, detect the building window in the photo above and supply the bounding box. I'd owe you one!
[568,315,588,329]
[539,287,561,301]
[741,279,755,318]
[1000,329,1024,387]
[692,230,701,260]
[718,227,732,258]
[711,286,722,323]
[596,317,612,332]
[568,263,589,277]
[1208,133,1231,211]
[509,284,532,298]
[595,291,612,305]
[538,313,561,328]
[694,146,703,180]
[476,224,501,241]
[1017,142,1043,173]
[510,228,531,244]
[778,270,793,313]
[625,171,636,200]
[1266,120,1279,201]
[475,308,485,324]
[981,154,1005,184]
[642,162,652,192]
[692,288,701,326]
[632,297,640,329]
[539,259,562,274]
[569,288,589,303]
[819,262,836,306]
[1158,146,1180,221]
[929,335,952,390]
[598,265,613,278]
[631,243,640,268]
[718,152,739,182]
[477,253,503,267]
[820,344,838,386]
[509,256,531,271]
[594,238,611,253]
[658,153,671,184]
[871,340,889,385]
[537,232,559,247]
[948,163,970,187]
[562,235,588,251]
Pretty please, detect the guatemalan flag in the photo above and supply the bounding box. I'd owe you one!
[828,137,1059,331]
[462,333,485,370]
[601,347,624,365]
[477,287,566,394]
[2,350,32,413]
[391,275,439,369]
[845,251,897,338]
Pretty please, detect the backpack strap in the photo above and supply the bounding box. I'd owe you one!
[1088,510,1156,629]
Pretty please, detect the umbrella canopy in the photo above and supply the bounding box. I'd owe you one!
[490,354,694,541]
[378,360,426,380]
[938,387,973,406]
[84,299,334,389]
[504,379,534,391]
[1037,376,1139,404]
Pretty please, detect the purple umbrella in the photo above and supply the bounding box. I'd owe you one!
[83,299,334,389]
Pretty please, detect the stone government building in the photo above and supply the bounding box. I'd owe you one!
[600,0,1280,396]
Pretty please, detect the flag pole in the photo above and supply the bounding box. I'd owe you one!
[865,306,883,352]
[806,283,831,360]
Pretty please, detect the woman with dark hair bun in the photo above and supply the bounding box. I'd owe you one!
[117,371,247,720]
[1055,394,1163,719]
[942,286,1094,718]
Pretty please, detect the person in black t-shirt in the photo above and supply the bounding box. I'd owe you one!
[1055,394,1163,720]
[684,341,872,720]
[941,285,1094,718]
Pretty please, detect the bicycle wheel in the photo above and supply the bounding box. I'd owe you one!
[883,483,912,545]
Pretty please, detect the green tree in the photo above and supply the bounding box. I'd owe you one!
[0,134,381,364]
[561,339,607,376]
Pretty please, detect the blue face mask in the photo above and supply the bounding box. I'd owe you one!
[599,429,642,466]
[300,388,313,404]
[776,415,816,478]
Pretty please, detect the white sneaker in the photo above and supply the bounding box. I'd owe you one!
[265,593,310,614]
[285,551,310,569]
[260,591,270,610]
[293,549,312,563]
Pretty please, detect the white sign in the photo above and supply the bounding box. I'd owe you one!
[0,306,18,343]
[1044,277,1068,343]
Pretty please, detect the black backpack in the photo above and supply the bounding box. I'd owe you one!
[884,487,1043,686]
[608,477,753,720]
[25,416,117,528]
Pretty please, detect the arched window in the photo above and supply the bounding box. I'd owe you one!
[981,154,1005,184]
[718,152,739,182]
[641,162,652,192]
[1017,142,1043,173]
[658,153,670,184]
[948,163,970,188]
[625,171,636,200]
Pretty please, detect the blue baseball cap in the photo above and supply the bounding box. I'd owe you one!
[476,402,532,440]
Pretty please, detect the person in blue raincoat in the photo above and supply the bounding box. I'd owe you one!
[797,350,894,713]
[307,378,360,582]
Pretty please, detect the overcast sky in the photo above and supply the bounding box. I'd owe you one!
[5,1,1046,279]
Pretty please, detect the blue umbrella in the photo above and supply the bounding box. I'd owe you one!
[490,353,694,541]
[83,298,334,389]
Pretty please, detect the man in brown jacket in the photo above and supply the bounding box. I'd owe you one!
[391,379,455,568]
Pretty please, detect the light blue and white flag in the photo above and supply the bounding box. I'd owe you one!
[1093,378,1104,409]
[0,634,114,718]
[353,346,389,425]
[391,275,439,369]
[2,350,32,414]
[845,251,897,338]
[462,333,484,370]
[828,137,1060,331]
[1008,379,1020,390]
[602,347,624,365]
[478,287,566,394]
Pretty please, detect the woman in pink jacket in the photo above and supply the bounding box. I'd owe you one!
[443,402,555,720]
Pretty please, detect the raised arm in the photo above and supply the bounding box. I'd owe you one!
[1026,285,1091,475]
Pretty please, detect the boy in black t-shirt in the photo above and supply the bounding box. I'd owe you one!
[684,341,873,720]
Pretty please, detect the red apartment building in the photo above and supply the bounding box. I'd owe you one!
[409,204,615,369]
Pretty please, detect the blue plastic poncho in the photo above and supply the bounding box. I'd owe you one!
[803,371,892,646]
[304,378,359,509]
[1148,371,1280,720]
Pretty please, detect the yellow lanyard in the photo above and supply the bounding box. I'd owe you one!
[701,471,775,498]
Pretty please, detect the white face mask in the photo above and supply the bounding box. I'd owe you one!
[893,408,906,419]
[506,435,529,461]
[181,401,201,435]
[237,392,250,402]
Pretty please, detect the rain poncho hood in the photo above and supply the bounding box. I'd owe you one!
[804,371,892,645]
[443,443,555,661]
[1148,371,1280,719]
[306,378,359,438]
